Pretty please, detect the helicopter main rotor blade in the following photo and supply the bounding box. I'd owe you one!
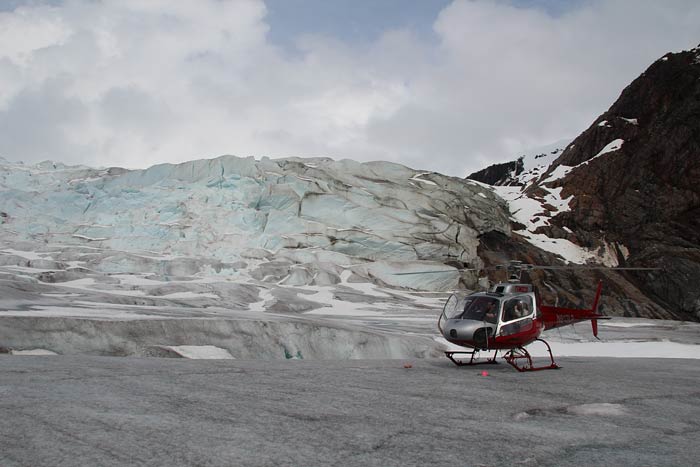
[527,266,662,271]
[391,263,661,276]
[392,269,476,275]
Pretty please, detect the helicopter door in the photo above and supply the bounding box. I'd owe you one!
[499,296,535,336]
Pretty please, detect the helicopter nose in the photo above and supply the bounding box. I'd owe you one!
[444,320,494,348]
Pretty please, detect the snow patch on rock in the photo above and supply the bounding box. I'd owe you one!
[492,183,617,265]
[593,139,624,159]
[487,137,631,265]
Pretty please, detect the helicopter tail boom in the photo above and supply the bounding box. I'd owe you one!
[541,281,608,335]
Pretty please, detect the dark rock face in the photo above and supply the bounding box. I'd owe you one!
[477,231,672,319]
[533,46,700,320]
[468,157,524,186]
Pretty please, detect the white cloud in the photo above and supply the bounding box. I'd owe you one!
[0,0,698,175]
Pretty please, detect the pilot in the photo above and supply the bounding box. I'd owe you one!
[484,301,498,323]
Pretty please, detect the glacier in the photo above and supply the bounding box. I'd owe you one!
[0,156,511,279]
[0,155,512,358]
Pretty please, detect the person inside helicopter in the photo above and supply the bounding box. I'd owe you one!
[503,298,531,322]
[498,297,535,336]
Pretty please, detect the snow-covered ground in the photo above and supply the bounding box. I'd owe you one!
[2,262,698,360]
[1,228,698,361]
[2,355,699,467]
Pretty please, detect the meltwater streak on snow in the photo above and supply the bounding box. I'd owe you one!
[566,403,627,417]
[156,292,219,299]
[163,345,234,359]
[9,349,58,356]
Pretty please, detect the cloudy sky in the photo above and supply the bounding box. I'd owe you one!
[0,0,698,176]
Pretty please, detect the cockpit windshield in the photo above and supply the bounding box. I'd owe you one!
[443,295,501,324]
[442,295,501,324]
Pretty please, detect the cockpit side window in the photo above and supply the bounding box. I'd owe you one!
[502,296,534,322]
[460,296,500,324]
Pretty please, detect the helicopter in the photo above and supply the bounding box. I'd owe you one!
[398,260,658,372]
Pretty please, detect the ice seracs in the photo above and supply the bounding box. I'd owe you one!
[0,155,510,289]
[0,154,513,359]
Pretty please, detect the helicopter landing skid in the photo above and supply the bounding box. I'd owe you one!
[445,350,499,367]
[503,339,560,372]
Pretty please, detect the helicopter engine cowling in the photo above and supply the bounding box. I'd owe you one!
[443,319,496,350]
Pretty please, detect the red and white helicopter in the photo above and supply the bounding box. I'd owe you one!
[404,260,657,372]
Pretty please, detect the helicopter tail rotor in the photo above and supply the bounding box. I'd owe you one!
[591,281,603,338]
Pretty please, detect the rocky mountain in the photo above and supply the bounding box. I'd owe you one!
[478,45,700,321]
[467,140,568,187]
[466,158,524,186]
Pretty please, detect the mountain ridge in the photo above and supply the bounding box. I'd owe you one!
[471,45,700,321]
